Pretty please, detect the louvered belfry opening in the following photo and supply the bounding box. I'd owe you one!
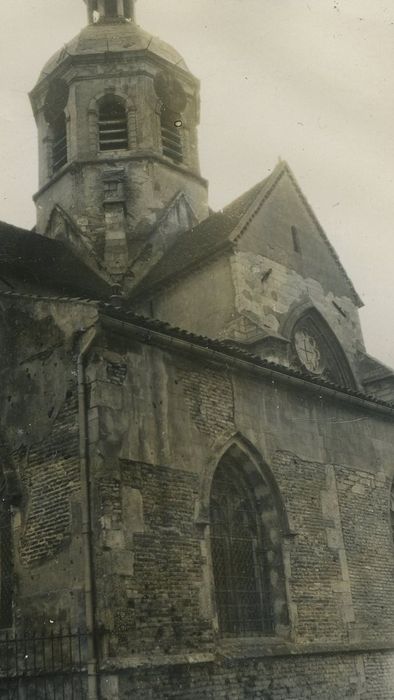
[160,106,183,163]
[52,113,68,172]
[210,462,273,636]
[99,96,128,152]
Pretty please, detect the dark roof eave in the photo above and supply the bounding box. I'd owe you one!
[0,287,389,414]
[98,306,394,416]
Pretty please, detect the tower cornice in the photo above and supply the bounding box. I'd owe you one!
[32,154,208,202]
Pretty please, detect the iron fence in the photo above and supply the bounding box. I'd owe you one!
[0,628,88,699]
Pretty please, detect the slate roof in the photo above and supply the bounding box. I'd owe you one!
[131,161,362,307]
[0,221,111,300]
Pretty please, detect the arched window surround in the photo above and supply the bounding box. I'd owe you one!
[281,302,357,389]
[196,434,293,640]
[97,94,128,152]
[88,91,136,156]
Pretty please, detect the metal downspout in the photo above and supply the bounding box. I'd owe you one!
[77,327,100,700]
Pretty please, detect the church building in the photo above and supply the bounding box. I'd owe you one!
[1,1,394,697]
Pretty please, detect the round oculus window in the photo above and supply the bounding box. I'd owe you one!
[294,329,323,374]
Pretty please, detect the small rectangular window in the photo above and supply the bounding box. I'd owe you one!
[291,225,301,254]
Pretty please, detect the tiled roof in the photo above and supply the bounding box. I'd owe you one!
[0,221,110,300]
[0,288,391,413]
[131,162,362,306]
[131,175,273,298]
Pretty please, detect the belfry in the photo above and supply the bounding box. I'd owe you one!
[30,0,208,281]
[0,2,394,698]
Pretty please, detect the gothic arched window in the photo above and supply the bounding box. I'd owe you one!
[160,106,183,164]
[210,462,273,636]
[51,112,67,173]
[98,95,128,152]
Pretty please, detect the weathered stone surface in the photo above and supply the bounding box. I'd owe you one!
[0,4,393,699]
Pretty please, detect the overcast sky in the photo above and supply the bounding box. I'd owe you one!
[0,0,393,366]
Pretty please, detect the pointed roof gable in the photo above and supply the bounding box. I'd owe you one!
[127,191,199,292]
[131,161,362,307]
[130,174,274,298]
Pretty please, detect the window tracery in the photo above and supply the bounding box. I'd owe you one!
[291,309,355,388]
[210,462,273,635]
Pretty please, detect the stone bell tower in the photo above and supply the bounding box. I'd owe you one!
[30,0,208,284]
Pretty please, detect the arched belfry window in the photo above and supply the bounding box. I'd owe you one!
[210,462,273,636]
[51,112,68,172]
[153,70,186,164]
[98,95,128,152]
[160,107,183,164]
[44,79,70,174]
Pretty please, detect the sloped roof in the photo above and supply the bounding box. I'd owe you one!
[0,221,111,299]
[358,352,394,384]
[0,288,391,413]
[130,175,272,298]
[131,161,362,307]
[38,20,188,83]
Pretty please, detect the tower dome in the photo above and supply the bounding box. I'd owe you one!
[38,20,188,84]
[30,1,208,285]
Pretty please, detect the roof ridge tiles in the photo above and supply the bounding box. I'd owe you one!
[0,288,392,411]
[0,289,99,306]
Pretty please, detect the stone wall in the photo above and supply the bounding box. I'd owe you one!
[107,650,394,699]
[2,299,394,697]
[0,298,98,630]
[86,332,394,698]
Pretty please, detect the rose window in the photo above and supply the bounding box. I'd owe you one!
[294,329,323,374]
